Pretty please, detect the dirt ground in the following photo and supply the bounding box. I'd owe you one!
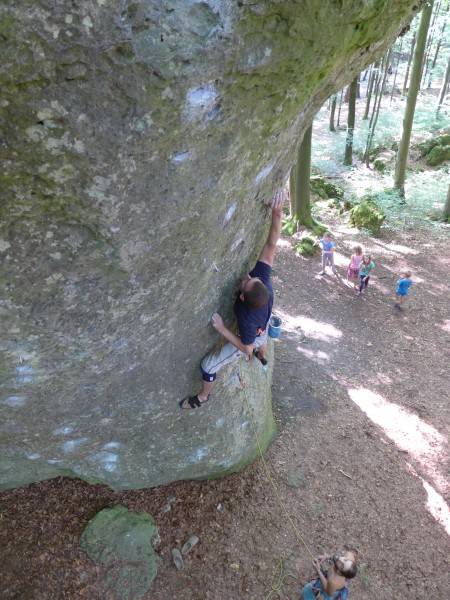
[1,209,449,600]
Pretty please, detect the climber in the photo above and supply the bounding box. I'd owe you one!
[179,190,285,409]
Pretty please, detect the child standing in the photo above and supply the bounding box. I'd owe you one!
[347,246,363,290]
[358,255,375,295]
[319,232,337,275]
[394,271,413,309]
[301,548,358,599]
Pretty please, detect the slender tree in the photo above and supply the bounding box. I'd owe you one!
[364,52,391,165]
[336,89,344,127]
[402,32,416,95]
[329,94,337,131]
[421,0,442,87]
[390,39,403,102]
[437,53,450,111]
[428,21,446,87]
[443,183,450,221]
[343,76,358,165]
[290,124,318,228]
[363,63,377,120]
[394,1,434,195]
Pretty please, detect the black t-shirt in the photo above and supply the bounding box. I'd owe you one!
[233,261,273,345]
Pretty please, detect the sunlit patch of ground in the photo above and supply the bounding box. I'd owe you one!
[347,388,449,497]
[275,309,343,343]
[437,319,450,334]
[406,464,450,537]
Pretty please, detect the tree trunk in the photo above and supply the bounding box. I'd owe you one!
[443,184,450,221]
[336,89,344,127]
[292,124,314,227]
[428,21,446,87]
[437,54,450,111]
[364,52,391,165]
[343,76,358,166]
[390,39,403,102]
[363,63,377,120]
[329,94,337,131]
[402,32,416,95]
[394,1,434,195]
[421,0,441,88]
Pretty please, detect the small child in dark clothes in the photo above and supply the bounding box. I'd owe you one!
[300,547,358,600]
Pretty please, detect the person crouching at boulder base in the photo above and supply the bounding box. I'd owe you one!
[179,191,284,410]
[301,547,358,600]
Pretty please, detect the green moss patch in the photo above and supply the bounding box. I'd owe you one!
[80,506,159,599]
[350,196,386,233]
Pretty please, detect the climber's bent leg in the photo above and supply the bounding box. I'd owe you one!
[253,331,268,363]
[200,342,243,387]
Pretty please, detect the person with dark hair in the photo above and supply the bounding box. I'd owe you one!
[179,191,284,410]
[301,548,358,600]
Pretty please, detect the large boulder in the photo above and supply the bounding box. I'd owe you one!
[0,0,417,490]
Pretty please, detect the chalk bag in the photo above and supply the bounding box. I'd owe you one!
[268,315,282,339]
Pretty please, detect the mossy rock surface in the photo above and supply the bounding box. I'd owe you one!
[310,176,344,199]
[350,197,386,233]
[0,0,418,490]
[80,506,158,599]
[373,150,395,172]
[416,133,450,161]
[426,144,450,166]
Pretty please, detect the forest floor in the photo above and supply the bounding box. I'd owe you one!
[1,208,449,600]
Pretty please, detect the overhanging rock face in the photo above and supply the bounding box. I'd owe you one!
[0,0,416,489]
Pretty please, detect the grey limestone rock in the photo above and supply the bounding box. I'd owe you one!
[1,0,417,489]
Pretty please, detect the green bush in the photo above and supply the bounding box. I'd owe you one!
[349,196,386,233]
[426,145,450,166]
[310,175,344,199]
[417,133,450,159]
[295,236,317,256]
[282,216,297,235]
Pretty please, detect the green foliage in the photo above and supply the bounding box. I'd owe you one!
[282,216,298,235]
[295,236,317,256]
[350,195,386,233]
[310,175,344,199]
[426,144,450,166]
[311,222,327,236]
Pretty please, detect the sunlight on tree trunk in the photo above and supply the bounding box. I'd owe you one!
[428,21,446,88]
[437,54,450,112]
[336,89,344,127]
[329,94,337,131]
[421,0,442,89]
[390,39,403,102]
[402,32,416,95]
[364,51,391,165]
[291,124,315,228]
[394,1,434,196]
[363,62,377,120]
[344,76,358,165]
[443,184,450,221]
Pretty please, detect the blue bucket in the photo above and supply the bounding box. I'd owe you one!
[268,315,282,339]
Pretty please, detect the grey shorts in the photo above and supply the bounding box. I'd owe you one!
[200,330,268,382]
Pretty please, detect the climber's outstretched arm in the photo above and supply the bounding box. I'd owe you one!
[258,190,284,267]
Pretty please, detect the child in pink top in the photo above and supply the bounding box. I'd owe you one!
[347,246,363,290]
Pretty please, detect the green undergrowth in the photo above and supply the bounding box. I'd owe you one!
[294,236,318,256]
[349,195,386,233]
